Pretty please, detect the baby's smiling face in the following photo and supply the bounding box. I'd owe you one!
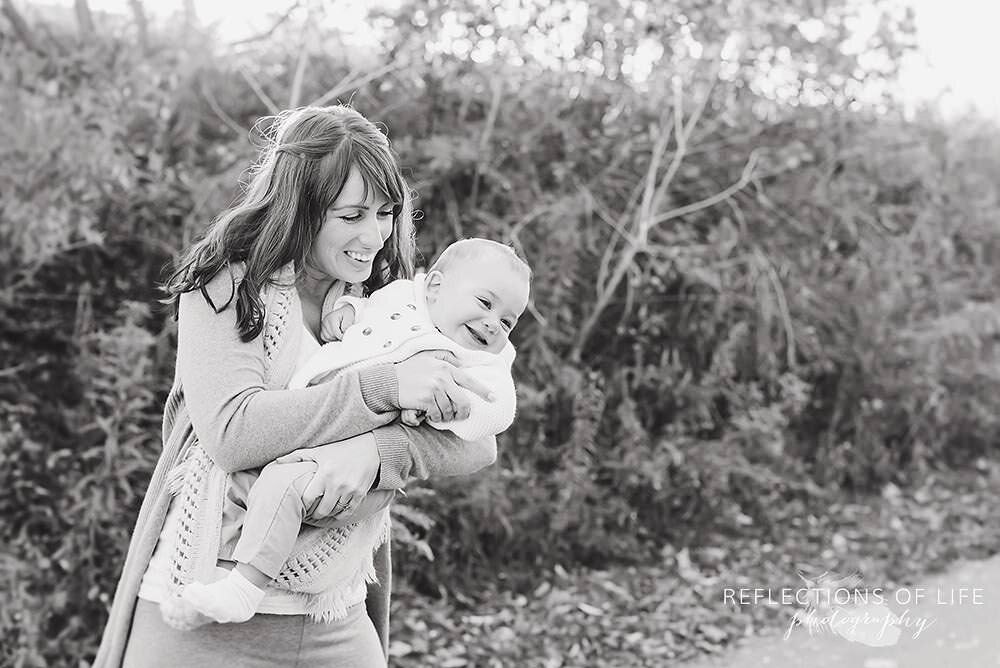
[424,253,530,354]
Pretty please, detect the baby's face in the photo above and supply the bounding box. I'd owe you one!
[425,254,529,354]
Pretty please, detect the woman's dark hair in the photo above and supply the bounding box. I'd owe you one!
[162,105,416,341]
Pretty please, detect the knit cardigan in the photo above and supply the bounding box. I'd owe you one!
[93,263,498,667]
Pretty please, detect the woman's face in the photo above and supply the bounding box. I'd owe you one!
[306,166,395,284]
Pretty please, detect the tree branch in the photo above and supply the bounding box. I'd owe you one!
[127,0,148,52]
[240,68,281,115]
[228,1,301,47]
[2,0,46,55]
[308,60,405,108]
[288,45,309,108]
[74,0,94,39]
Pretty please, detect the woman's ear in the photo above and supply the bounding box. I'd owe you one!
[424,270,443,304]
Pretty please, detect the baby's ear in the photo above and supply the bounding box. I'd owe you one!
[424,270,443,302]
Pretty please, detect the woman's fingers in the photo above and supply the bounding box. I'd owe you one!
[338,494,361,519]
[301,474,324,515]
[314,490,342,519]
[427,393,446,423]
[451,368,496,402]
[426,349,461,366]
[274,452,304,465]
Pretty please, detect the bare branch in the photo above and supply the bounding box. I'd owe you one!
[308,60,404,108]
[571,149,760,363]
[127,0,148,52]
[648,149,760,227]
[228,1,301,47]
[199,79,247,137]
[758,248,797,368]
[241,68,281,115]
[74,0,95,39]
[288,45,309,108]
[470,75,504,210]
[2,0,47,55]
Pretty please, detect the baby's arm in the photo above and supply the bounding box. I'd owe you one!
[321,295,369,342]
[427,361,516,440]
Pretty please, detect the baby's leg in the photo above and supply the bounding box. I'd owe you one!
[182,461,318,623]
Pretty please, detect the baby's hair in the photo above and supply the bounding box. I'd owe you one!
[429,238,532,282]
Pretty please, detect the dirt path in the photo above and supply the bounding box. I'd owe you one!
[682,554,1000,668]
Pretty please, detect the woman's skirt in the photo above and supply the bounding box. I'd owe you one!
[121,597,386,668]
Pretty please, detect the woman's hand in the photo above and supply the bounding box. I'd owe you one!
[273,433,380,520]
[394,350,495,423]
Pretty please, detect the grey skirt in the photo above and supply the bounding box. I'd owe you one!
[121,598,386,668]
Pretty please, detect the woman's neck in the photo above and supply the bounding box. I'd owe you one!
[296,269,337,308]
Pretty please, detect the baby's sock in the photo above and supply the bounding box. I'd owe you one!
[181,568,266,624]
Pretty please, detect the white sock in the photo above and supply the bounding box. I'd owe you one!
[181,568,267,624]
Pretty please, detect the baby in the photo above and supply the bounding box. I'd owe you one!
[180,238,531,624]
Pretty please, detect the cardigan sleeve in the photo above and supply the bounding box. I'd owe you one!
[370,423,498,490]
[176,269,399,473]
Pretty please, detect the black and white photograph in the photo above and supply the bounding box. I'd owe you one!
[3,0,1000,666]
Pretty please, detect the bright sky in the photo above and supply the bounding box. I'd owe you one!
[902,0,1000,118]
[27,0,1000,119]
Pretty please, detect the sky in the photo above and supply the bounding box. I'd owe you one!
[24,0,1000,119]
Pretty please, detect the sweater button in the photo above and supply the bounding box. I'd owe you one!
[383,340,392,348]
[405,303,416,310]
[410,324,420,331]
[362,327,372,335]
[390,312,401,320]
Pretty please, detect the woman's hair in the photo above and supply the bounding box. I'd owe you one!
[162,105,416,342]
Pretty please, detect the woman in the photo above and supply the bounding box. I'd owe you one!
[94,105,498,667]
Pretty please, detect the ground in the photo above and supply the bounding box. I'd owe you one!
[389,460,1000,667]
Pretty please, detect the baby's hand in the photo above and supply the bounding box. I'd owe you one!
[400,408,426,427]
[320,304,356,342]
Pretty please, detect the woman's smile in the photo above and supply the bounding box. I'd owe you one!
[344,250,377,266]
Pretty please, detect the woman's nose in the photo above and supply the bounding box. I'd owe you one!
[358,212,385,248]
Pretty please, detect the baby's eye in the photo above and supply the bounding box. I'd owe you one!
[477,297,491,309]
[501,319,513,330]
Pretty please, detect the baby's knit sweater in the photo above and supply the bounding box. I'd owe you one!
[93,263,498,667]
[289,274,517,440]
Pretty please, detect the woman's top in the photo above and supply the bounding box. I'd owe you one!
[290,273,518,440]
[93,262,498,668]
[136,323,370,614]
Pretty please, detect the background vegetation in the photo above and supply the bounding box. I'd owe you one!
[3,0,1000,665]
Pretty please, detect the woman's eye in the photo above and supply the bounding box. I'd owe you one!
[341,213,363,222]
[377,210,394,218]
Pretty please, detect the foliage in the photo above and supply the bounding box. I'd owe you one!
[2,0,1000,665]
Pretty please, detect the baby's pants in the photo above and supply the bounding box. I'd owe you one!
[229,461,389,579]
[230,461,321,578]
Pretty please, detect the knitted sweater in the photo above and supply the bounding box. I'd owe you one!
[289,274,517,441]
[93,263,498,667]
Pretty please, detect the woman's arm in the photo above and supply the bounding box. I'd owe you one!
[176,272,400,473]
[370,422,498,490]
[274,427,496,519]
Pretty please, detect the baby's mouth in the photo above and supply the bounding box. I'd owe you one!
[464,325,488,346]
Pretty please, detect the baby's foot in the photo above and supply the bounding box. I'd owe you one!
[181,569,266,623]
